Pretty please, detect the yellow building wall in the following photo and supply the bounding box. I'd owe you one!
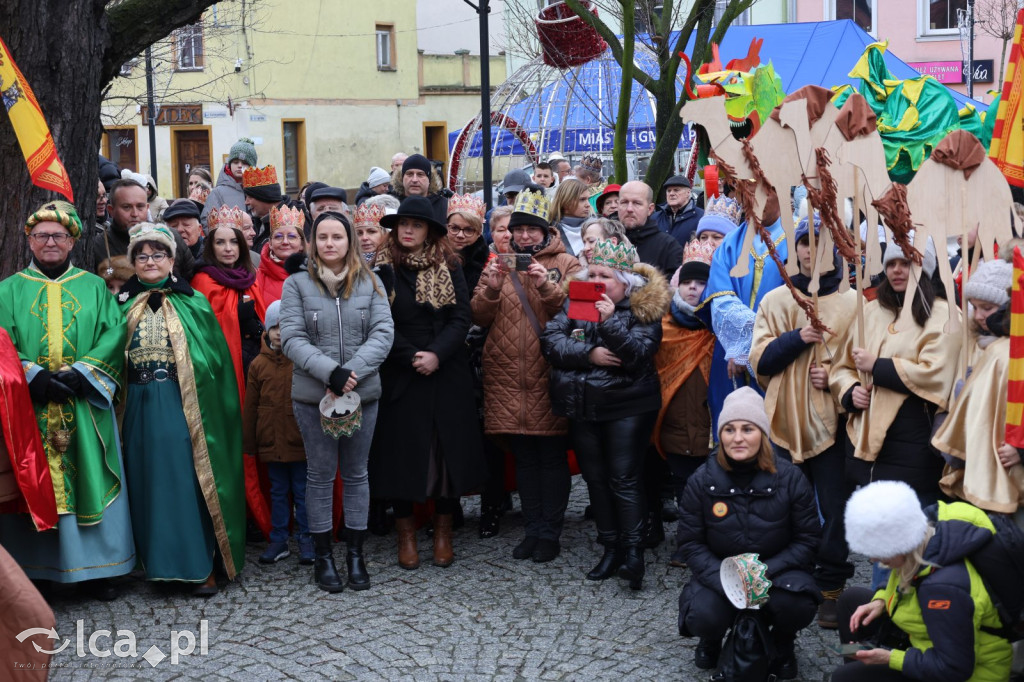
[102,0,505,197]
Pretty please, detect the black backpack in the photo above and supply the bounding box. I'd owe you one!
[970,511,1024,641]
[714,609,777,682]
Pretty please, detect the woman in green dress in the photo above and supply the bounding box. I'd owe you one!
[117,223,245,595]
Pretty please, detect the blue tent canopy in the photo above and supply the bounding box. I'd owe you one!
[452,20,985,159]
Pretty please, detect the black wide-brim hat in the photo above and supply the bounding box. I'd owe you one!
[379,195,447,235]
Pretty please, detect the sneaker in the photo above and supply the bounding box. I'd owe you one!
[259,541,291,564]
[297,534,315,565]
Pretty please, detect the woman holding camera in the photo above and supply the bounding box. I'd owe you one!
[471,187,580,562]
[540,239,669,588]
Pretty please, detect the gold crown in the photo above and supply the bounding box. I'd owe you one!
[590,238,638,272]
[447,193,486,221]
[683,238,716,266]
[208,205,246,232]
[511,189,550,223]
[580,154,604,174]
[242,164,279,189]
[352,202,387,229]
[270,205,305,232]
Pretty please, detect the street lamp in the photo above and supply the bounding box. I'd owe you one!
[462,0,493,211]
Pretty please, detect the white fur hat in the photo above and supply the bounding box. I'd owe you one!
[845,481,928,559]
[882,233,937,278]
[963,259,1012,308]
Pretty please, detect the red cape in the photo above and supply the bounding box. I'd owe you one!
[0,327,57,531]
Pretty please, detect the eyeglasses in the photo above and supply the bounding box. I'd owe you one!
[29,233,72,244]
[134,253,169,264]
[272,232,301,242]
[447,226,479,236]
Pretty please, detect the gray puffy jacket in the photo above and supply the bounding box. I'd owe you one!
[279,270,395,405]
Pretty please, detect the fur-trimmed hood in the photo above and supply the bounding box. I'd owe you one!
[629,262,672,324]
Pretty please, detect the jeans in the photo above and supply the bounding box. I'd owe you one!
[293,400,378,533]
[505,435,570,542]
[570,412,656,547]
[267,461,309,543]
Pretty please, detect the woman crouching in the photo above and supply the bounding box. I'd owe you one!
[676,387,820,679]
[541,239,669,589]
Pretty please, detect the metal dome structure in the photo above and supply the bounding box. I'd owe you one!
[448,43,693,194]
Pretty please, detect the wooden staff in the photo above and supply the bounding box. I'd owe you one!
[806,197,822,366]
[960,185,970,381]
[853,167,867,386]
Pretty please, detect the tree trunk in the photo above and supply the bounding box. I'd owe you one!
[612,0,635,184]
[0,0,106,279]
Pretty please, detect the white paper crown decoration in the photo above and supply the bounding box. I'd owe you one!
[720,553,772,609]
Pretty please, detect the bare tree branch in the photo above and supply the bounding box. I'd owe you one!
[562,0,656,91]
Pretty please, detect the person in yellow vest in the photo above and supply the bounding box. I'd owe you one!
[835,480,1012,681]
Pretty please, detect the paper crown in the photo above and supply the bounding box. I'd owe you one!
[447,193,486,221]
[511,189,550,223]
[242,164,279,189]
[580,154,603,175]
[270,205,305,233]
[683,238,716,267]
[590,238,638,272]
[208,205,246,232]
[352,202,387,229]
[705,195,743,226]
[720,553,772,609]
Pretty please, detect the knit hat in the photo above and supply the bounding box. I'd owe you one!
[678,239,715,283]
[228,137,258,167]
[25,200,82,239]
[717,387,770,439]
[695,196,743,238]
[882,232,937,278]
[264,300,281,331]
[964,259,1013,307]
[508,188,550,230]
[793,212,822,246]
[845,481,928,560]
[367,167,391,189]
[242,165,284,203]
[128,222,177,260]
[402,154,432,177]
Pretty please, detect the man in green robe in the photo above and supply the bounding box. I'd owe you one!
[0,201,134,601]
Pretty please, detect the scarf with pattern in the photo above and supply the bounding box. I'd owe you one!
[375,244,456,309]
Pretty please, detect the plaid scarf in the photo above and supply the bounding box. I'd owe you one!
[375,244,455,309]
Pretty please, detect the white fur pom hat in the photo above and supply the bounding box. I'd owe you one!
[845,481,928,560]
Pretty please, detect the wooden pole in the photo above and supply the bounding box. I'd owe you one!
[854,168,867,385]
[807,198,822,366]
[961,185,970,381]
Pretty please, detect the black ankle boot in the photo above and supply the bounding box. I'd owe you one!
[345,528,370,591]
[694,637,721,669]
[312,531,344,593]
[586,544,624,581]
[478,505,501,539]
[617,546,645,590]
[773,631,798,680]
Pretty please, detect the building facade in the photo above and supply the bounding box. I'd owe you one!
[794,0,1008,101]
[101,0,506,199]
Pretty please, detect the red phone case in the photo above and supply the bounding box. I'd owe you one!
[567,281,605,322]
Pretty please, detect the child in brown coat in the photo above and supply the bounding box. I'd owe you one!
[243,300,312,564]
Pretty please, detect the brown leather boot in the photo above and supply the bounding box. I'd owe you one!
[432,514,454,567]
[395,517,420,570]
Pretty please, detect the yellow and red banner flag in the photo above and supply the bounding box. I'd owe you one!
[1007,246,1024,447]
[0,37,74,202]
[990,9,1024,188]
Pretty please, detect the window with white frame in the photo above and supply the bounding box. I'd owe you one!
[714,0,751,25]
[919,0,968,36]
[827,0,875,34]
[376,24,395,71]
[174,22,204,71]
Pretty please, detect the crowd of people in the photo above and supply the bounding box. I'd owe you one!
[2,138,1023,681]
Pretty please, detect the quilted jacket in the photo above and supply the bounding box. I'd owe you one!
[470,230,581,436]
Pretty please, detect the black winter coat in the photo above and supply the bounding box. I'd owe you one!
[624,218,684,277]
[541,264,670,421]
[369,261,485,501]
[677,452,820,603]
[459,236,491,294]
[653,198,703,247]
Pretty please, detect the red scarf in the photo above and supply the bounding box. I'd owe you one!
[255,243,287,303]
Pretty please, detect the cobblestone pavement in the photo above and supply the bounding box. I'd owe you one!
[41,477,866,681]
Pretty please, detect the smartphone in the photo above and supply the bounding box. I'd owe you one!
[515,254,532,272]
[831,643,872,656]
[567,281,607,322]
